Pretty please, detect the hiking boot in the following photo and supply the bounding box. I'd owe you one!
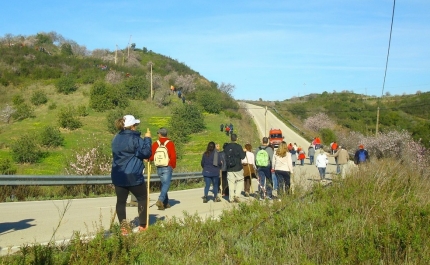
[155,200,165,210]
[215,197,221,202]
[132,226,148,233]
[203,196,208,203]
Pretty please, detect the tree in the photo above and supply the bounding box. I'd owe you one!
[1,104,15,123]
[218,82,235,96]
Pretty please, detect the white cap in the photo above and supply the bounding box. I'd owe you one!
[124,115,140,127]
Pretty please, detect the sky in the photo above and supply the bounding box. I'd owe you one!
[1,0,430,101]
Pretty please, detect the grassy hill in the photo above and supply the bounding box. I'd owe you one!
[0,32,260,175]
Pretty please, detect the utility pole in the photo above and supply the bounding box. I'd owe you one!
[127,35,132,60]
[264,106,267,137]
[150,62,153,101]
[115,45,118,65]
[375,106,380,135]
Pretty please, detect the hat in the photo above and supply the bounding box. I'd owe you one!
[157,127,168,136]
[359,144,364,149]
[124,115,140,127]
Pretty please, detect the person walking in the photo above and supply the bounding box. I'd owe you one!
[290,145,297,167]
[354,144,369,165]
[298,146,306,166]
[111,115,152,234]
[308,145,315,165]
[220,123,224,132]
[150,127,177,210]
[218,143,229,197]
[201,141,222,203]
[315,149,329,182]
[241,143,256,197]
[223,134,246,203]
[272,142,294,197]
[329,145,349,179]
[255,137,274,199]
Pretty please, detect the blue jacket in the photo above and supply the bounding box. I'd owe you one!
[201,150,222,177]
[111,130,152,186]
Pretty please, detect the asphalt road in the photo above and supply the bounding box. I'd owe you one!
[0,102,338,256]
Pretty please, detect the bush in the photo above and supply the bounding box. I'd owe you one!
[65,141,111,176]
[58,106,82,130]
[90,81,129,112]
[11,134,44,163]
[106,109,125,134]
[76,104,89,117]
[48,102,57,110]
[11,102,34,121]
[169,104,205,144]
[30,90,48,106]
[195,89,223,114]
[121,76,150,100]
[39,125,64,147]
[319,128,336,145]
[0,158,16,174]
[56,75,78,94]
[224,110,242,119]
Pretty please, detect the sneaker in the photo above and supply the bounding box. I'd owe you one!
[215,197,221,202]
[203,196,208,203]
[132,226,147,233]
[155,200,165,210]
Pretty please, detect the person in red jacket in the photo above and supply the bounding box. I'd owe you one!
[150,127,177,210]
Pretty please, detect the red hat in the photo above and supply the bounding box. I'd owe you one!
[359,144,364,149]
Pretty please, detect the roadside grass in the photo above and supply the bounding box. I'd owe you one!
[2,159,429,264]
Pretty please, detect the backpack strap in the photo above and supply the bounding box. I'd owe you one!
[158,140,169,146]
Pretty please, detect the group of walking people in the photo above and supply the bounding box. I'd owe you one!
[220,123,234,136]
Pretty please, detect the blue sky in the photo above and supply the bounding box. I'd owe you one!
[1,0,429,100]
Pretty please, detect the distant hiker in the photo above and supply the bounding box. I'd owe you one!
[218,143,229,196]
[177,90,182,98]
[225,125,230,136]
[298,147,306,166]
[111,115,152,234]
[241,143,256,197]
[201,141,222,203]
[223,134,246,203]
[329,145,349,179]
[289,145,297,167]
[315,149,329,182]
[181,94,186,104]
[255,137,274,199]
[150,127,177,210]
[314,137,322,150]
[308,145,315,165]
[229,123,234,134]
[331,141,339,173]
[272,142,294,196]
[220,123,224,132]
[354,144,369,165]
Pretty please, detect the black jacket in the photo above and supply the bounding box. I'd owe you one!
[223,142,246,172]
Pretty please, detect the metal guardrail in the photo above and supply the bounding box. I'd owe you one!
[0,172,202,186]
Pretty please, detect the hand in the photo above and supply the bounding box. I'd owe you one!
[144,128,151,138]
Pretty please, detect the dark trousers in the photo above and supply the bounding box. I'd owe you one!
[114,183,148,227]
[220,171,229,195]
[244,176,251,193]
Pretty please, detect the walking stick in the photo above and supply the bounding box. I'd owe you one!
[146,160,151,227]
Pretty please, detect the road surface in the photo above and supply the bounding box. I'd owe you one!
[0,102,338,256]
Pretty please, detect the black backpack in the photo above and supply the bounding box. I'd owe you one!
[225,146,237,168]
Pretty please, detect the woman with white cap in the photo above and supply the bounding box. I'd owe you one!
[111,115,152,235]
[315,148,329,182]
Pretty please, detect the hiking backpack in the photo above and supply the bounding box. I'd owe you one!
[358,149,366,162]
[225,146,237,168]
[154,140,170,167]
[255,146,270,167]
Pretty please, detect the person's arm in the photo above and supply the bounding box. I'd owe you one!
[168,141,177,168]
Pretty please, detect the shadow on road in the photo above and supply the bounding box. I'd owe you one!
[0,218,36,235]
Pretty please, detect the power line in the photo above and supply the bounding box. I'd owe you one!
[381,0,396,97]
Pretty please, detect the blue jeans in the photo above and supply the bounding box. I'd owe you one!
[309,155,314,165]
[272,171,278,191]
[318,167,326,180]
[203,175,219,198]
[257,166,272,197]
[275,170,291,195]
[157,166,173,205]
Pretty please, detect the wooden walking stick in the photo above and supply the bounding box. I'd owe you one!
[146,159,151,227]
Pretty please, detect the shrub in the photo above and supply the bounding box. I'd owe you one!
[121,76,150,100]
[195,89,223,114]
[39,125,64,147]
[169,104,205,144]
[11,102,34,121]
[30,90,48,106]
[65,141,111,176]
[106,109,125,134]
[76,104,89,117]
[0,158,17,174]
[319,128,336,145]
[12,94,25,105]
[224,109,242,119]
[48,102,57,110]
[304,113,335,132]
[56,75,77,94]
[90,81,129,112]
[11,134,44,163]
[58,106,82,130]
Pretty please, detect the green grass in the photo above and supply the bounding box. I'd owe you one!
[2,159,429,264]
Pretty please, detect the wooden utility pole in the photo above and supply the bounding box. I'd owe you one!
[150,63,153,101]
[127,35,132,60]
[375,106,380,136]
[115,45,118,65]
[264,106,267,137]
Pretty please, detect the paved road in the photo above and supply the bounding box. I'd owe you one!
[0,102,338,255]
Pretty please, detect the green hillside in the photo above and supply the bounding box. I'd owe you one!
[0,32,260,175]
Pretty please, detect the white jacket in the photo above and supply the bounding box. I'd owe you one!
[315,153,328,168]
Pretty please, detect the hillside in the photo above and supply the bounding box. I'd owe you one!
[0,32,260,175]
[249,91,430,148]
